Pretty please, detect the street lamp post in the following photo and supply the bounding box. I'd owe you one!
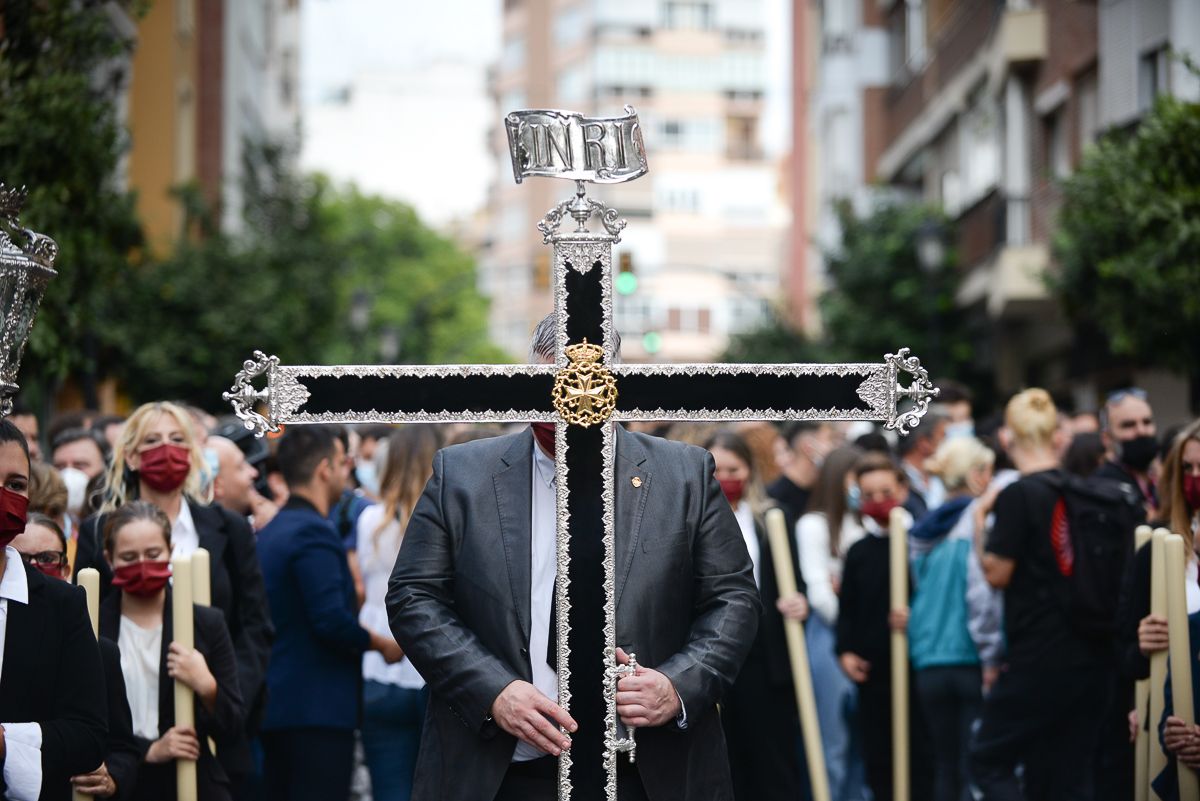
[915,219,945,374]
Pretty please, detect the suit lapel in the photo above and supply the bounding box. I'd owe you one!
[0,565,40,710]
[190,501,229,565]
[494,431,534,642]
[614,426,650,608]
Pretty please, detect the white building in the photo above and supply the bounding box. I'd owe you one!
[484,0,789,360]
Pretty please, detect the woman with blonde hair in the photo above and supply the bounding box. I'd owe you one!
[971,389,1121,799]
[355,425,441,801]
[73,401,272,794]
[909,437,1000,801]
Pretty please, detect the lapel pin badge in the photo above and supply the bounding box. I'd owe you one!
[631,477,642,488]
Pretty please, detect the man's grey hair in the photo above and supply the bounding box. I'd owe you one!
[529,313,622,363]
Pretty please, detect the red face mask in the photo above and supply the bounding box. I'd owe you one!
[33,561,64,580]
[861,497,900,527]
[719,478,745,506]
[1184,474,1200,512]
[531,423,556,460]
[0,487,30,549]
[138,443,192,493]
[111,560,172,597]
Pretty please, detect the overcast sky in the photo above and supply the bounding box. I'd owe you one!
[300,0,789,228]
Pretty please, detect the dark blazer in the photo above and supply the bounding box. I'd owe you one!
[387,427,761,801]
[1153,612,1200,801]
[75,499,272,773]
[98,636,141,801]
[100,590,244,801]
[0,562,107,801]
[255,497,370,732]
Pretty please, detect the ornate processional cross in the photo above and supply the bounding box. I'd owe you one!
[224,106,939,801]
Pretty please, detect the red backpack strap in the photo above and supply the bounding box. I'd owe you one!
[1050,495,1074,577]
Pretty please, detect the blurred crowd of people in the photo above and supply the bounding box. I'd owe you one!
[0,378,1197,801]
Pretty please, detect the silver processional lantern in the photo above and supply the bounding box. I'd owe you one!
[0,184,58,416]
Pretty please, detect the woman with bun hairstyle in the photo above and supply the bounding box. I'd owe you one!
[72,402,270,791]
[970,389,1114,800]
[908,437,1000,801]
[99,501,244,801]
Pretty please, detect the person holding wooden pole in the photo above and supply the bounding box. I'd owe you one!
[98,502,244,801]
[703,431,811,801]
[1152,532,1200,800]
[835,452,932,801]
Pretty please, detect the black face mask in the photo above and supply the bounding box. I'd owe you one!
[1118,435,1159,473]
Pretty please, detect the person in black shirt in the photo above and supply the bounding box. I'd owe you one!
[837,452,933,801]
[970,389,1111,800]
[767,422,834,523]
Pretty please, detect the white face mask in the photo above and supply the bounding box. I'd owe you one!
[59,466,90,517]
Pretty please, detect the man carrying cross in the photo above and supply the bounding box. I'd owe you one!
[386,313,761,801]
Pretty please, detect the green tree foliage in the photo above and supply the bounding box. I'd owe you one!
[121,143,504,408]
[0,1,146,400]
[721,306,822,364]
[1052,95,1200,377]
[723,201,975,386]
[818,201,971,375]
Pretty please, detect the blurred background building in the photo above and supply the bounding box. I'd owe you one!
[481,0,790,360]
[124,0,301,250]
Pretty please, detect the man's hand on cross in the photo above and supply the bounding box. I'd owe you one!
[614,647,682,728]
[492,680,577,756]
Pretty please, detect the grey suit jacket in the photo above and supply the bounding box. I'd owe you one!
[386,426,760,801]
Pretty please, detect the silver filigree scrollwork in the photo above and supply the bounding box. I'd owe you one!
[272,370,312,421]
[538,182,627,244]
[222,351,279,436]
[553,422,574,800]
[600,424,625,798]
[884,348,940,437]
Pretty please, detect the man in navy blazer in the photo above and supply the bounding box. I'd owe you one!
[256,425,403,801]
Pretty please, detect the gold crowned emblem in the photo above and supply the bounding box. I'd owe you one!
[552,340,618,426]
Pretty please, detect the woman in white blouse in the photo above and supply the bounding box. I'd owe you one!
[98,501,244,801]
[355,427,438,801]
[796,445,868,801]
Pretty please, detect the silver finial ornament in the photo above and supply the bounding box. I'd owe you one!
[0,184,59,416]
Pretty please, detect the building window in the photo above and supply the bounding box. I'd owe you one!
[555,7,586,48]
[905,0,927,70]
[557,65,586,105]
[1138,46,1169,114]
[1044,109,1070,179]
[662,119,683,145]
[960,87,999,204]
[1076,68,1099,152]
[502,36,526,72]
[725,115,759,160]
[663,1,713,31]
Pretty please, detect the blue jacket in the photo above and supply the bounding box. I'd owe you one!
[909,496,1003,670]
[257,497,371,731]
[1154,611,1200,801]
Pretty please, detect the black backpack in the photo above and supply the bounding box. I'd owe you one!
[1034,471,1143,638]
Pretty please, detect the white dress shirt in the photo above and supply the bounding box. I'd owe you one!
[0,546,43,801]
[119,616,163,740]
[732,501,761,588]
[796,512,866,627]
[357,504,426,689]
[170,500,199,557]
[513,442,560,762]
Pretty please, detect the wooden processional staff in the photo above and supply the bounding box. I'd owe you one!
[889,508,911,801]
[172,552,198,801]
[1133,525,1153,801]
[1162,531,1198,799]
[765,509,830,801]
[76,568,101,801]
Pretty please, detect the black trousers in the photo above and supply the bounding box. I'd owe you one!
[915,665,982,801]
[968,665,1107,801]
[720,646,805,801]
[262,726,355,801]
[493,756,649,801]
[856,674,935,801]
